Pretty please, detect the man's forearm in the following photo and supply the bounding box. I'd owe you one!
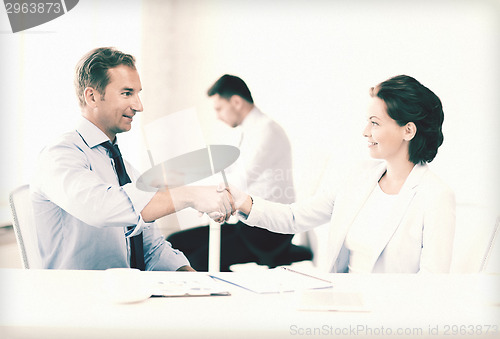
[140,186,235,223]
[140,188,188,222]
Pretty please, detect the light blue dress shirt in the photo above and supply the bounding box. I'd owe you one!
[31,117,190,270]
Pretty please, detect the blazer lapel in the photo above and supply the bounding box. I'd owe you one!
[368,163,429,269]
[326,162,387,272]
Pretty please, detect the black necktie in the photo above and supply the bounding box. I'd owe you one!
[101,141,145,271]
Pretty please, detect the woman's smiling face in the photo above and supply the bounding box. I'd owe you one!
[363,96,410,163]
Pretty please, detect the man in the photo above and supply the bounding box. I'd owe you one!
[168,74,312,271]
[31,47,234,271]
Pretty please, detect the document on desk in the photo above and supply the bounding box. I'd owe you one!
[151,274,231,297]
[210,267,333,294]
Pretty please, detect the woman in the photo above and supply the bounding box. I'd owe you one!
[226,75,455,273]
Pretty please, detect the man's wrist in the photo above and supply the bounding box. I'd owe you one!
[169,187,190,211]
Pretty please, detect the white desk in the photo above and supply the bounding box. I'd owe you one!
[0,269,499,339]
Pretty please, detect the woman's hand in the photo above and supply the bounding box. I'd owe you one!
[207,184,253,223]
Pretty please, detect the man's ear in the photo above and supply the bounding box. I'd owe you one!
[84,87,99,108]
[403,122,417,141]
[229,95,243,110]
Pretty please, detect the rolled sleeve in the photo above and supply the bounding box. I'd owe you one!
[122,183,156,215]
[124,216,154,238]
[121,183,156,237]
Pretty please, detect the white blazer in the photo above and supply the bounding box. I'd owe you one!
[243,161,456,273]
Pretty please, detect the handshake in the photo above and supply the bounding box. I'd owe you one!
[179,184,251,224]
[141,183,251,224]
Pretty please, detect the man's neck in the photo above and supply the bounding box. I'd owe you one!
[81,112,116,141]
[239,103,255,123]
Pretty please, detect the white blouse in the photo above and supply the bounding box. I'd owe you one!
[345,183,399,273]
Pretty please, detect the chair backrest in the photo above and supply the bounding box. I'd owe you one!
[450,204,499,273]
[9,185,43,269]
[481,216,500,274]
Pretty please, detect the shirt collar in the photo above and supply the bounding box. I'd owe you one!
[76,117,113,148]
[239,106,261,130]
[402,162,428,191]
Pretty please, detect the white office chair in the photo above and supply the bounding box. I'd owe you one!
[9,185,43,269]
[481,216,500,274]
[450,204,499,273]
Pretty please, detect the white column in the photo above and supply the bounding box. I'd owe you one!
[208,219,221,273]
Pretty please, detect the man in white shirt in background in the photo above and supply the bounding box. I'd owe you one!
[167,74,312,271]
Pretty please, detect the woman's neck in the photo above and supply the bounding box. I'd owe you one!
[379,158,415,195]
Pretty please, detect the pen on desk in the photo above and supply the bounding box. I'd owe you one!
[281,267,333,284]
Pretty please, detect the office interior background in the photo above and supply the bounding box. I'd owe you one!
[1,0,499,267]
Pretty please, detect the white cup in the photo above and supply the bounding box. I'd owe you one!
[102,268,152,303]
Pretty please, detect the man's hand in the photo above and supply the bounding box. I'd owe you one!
[207,184,253,222]
[225,184,248,210]
[176,265,196,272]
[188,185,235,222]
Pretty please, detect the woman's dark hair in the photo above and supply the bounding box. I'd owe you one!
[370,75,444,164]
[207,74,254,104]
[75,47,136,108]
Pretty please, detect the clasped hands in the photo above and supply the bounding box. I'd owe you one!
[191,184,249,224]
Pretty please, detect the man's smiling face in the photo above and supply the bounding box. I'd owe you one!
[92,65,143,140]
